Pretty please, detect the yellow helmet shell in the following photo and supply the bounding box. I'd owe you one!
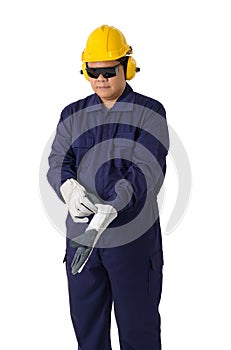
[81,25,132,62]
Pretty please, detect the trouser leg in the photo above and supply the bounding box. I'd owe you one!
[101,224,163,350]
[65,244,113,350]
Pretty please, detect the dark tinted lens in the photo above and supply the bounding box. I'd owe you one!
[86,65,119,79]
[102,67,118,78]
[86,68,100,79]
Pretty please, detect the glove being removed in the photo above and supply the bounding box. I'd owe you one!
[70,203,117,274]
[60,179,97,223]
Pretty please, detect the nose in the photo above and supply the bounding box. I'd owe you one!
[97,74,108,81]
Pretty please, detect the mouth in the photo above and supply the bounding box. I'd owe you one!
[97,86,110,89]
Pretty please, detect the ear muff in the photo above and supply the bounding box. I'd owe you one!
[81,62,90,81]
[125,56,138,80]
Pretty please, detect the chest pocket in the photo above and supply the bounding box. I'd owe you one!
[72,133,95,168]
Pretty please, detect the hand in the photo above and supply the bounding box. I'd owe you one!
[60,179,97,223]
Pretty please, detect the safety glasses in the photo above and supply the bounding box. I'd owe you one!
[86,63,121,79]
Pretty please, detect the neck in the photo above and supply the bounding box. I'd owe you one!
[102,100,116,110]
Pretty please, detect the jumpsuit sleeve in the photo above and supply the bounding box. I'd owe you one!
[134,104,169,195]
[47,110,76,201]
[108,105,169,214]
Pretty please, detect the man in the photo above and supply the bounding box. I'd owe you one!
[47,24,169,350]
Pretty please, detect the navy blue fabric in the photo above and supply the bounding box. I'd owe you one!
[47,84,169,237]
[66,223,163,350]
[47,83,169,349]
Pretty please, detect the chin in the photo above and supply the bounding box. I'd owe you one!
[98,92,112,99]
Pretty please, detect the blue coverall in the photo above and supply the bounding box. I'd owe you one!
[47,83,169,350]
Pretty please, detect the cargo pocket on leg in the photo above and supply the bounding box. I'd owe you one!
[148,250,164,300]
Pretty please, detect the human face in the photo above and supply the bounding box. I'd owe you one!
[87,60,126,108]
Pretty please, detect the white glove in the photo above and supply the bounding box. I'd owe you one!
[85,203,118,234]
[60,179,97,223]
[70,203,118,273]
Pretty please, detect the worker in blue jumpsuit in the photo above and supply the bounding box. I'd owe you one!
[47,25,169,350]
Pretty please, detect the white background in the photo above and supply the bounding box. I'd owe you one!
[1,0,231,349]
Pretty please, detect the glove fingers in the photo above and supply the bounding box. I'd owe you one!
[71,247,82,266]
[71,246,92,275]
[68,208,89,223]
[73,216,89,223]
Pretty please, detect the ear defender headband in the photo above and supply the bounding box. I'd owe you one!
[80,54,140,81]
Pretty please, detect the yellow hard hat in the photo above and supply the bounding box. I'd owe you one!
[81,24,132,62]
